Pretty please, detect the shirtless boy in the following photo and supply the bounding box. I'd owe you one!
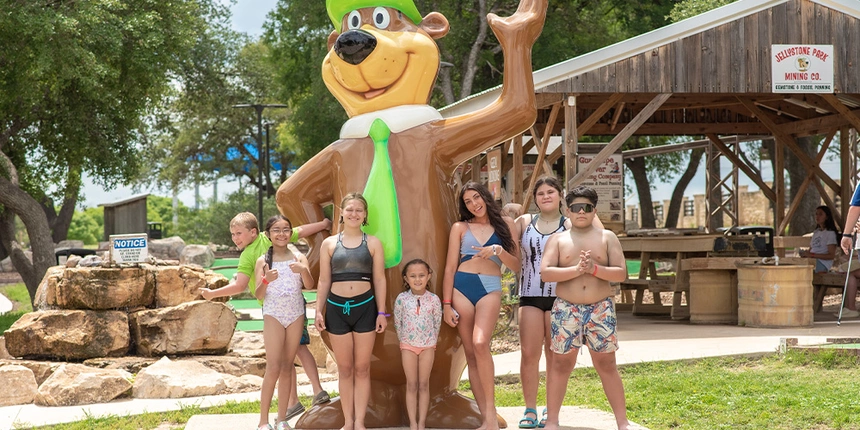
[540,185,630,430]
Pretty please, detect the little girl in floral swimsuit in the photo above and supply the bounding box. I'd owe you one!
[394,259,442,430]
[255,215,314,430]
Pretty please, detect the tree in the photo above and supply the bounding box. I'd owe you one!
[143,35,298,200]
[0,0,226,304]
[668,0,737,22]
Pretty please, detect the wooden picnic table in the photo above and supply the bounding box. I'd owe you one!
[618,234,719,320]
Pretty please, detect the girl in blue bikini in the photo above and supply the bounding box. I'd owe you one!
[442,181,519,430]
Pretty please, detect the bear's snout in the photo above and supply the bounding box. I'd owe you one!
[335,30,377,65]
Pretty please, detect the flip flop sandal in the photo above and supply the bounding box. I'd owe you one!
[284,402,306,421]
[312,390,331,406]
[518,407,538,429]
[538,408,547,428]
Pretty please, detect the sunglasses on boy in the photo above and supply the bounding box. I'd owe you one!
[568,203,595,213]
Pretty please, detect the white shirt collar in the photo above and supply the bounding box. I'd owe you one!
[340,105,442,139]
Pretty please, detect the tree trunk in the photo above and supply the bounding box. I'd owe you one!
[0,177,55,306]
[787,135,822,235]
[625,155,656,228]
[664,147,705,229]
[458,0,489,100]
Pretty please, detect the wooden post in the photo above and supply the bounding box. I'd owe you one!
[513,134,524,204]
[775,138,785,235]
[707,143,722,231]
[841,126,851,221]
[471,155,482,183]
[565,95,578,191]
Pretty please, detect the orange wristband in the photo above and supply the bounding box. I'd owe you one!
[592,265,598,276]
[262,278,269,285]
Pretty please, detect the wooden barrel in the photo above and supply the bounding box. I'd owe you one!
[689,270,737,324]
[737,265,813,328]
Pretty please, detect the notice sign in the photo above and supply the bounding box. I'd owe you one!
[772,44,834,93]
[576,153,624,223]
[110,234,148,264]
[486,148,502,200]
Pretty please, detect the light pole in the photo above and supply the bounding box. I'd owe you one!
[264,122,272,197]
[233,103,287,224]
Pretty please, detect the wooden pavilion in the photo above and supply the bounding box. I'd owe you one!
[441,0,860,236]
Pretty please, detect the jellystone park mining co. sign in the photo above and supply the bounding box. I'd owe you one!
[110,233,148,264]
[771,44,834,93]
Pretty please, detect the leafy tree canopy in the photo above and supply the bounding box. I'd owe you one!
[0,0,229,304]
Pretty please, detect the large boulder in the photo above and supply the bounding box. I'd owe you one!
[190,356,266,378]
[83,356,157,374]
[180,244,215,268]
[148,236,186,260]
[35,364,132,406]
[33,266,65,310]
[221,374,263,394]
[133,356,226,398]
[0,365,38,406]
[228,331,265,358]
[49,267,155,310]
[5,310,130,360]
[154,266,228,307]
[0,359,61,385]
[0,337,11,360]
[129,301,236,356]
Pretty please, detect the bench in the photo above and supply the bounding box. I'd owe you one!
[812,272,847,313]
[619,277,677,315]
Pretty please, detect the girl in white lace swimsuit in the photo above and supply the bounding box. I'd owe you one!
[255,215,314,430]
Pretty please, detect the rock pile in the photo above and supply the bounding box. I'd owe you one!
[0,264,272,407]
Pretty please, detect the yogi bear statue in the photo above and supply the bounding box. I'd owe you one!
[276,0,547,427]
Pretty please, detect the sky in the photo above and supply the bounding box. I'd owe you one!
[79,0,843,210]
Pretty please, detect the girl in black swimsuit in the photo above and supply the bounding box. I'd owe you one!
[316,193,387,430]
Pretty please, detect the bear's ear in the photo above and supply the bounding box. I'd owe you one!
[420,12,449,40]
[327,30,339,51]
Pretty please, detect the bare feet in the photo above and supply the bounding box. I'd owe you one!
[617,421,631,430]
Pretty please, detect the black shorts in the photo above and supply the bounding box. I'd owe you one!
[519,296,556,312]
[325,289,377,335]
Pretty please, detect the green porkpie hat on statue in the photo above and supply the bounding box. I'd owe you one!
[327,0,423,32]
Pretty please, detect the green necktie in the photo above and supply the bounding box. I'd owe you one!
[361,119,401,268]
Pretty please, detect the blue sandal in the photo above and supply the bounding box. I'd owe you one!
[519,408,538,429]
[538,408,547,428]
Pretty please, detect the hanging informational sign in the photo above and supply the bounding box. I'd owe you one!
[576,153,624,224]
[771,44,834,93]
[110,233,148,264]
[486,148,502,200]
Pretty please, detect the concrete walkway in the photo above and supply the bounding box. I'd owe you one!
[2,312,858,430]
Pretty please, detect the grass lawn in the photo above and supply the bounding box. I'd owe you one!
[29,349,860,430]
[0,283,31,335]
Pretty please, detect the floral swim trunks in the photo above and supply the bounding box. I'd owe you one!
[550,296,618,354]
